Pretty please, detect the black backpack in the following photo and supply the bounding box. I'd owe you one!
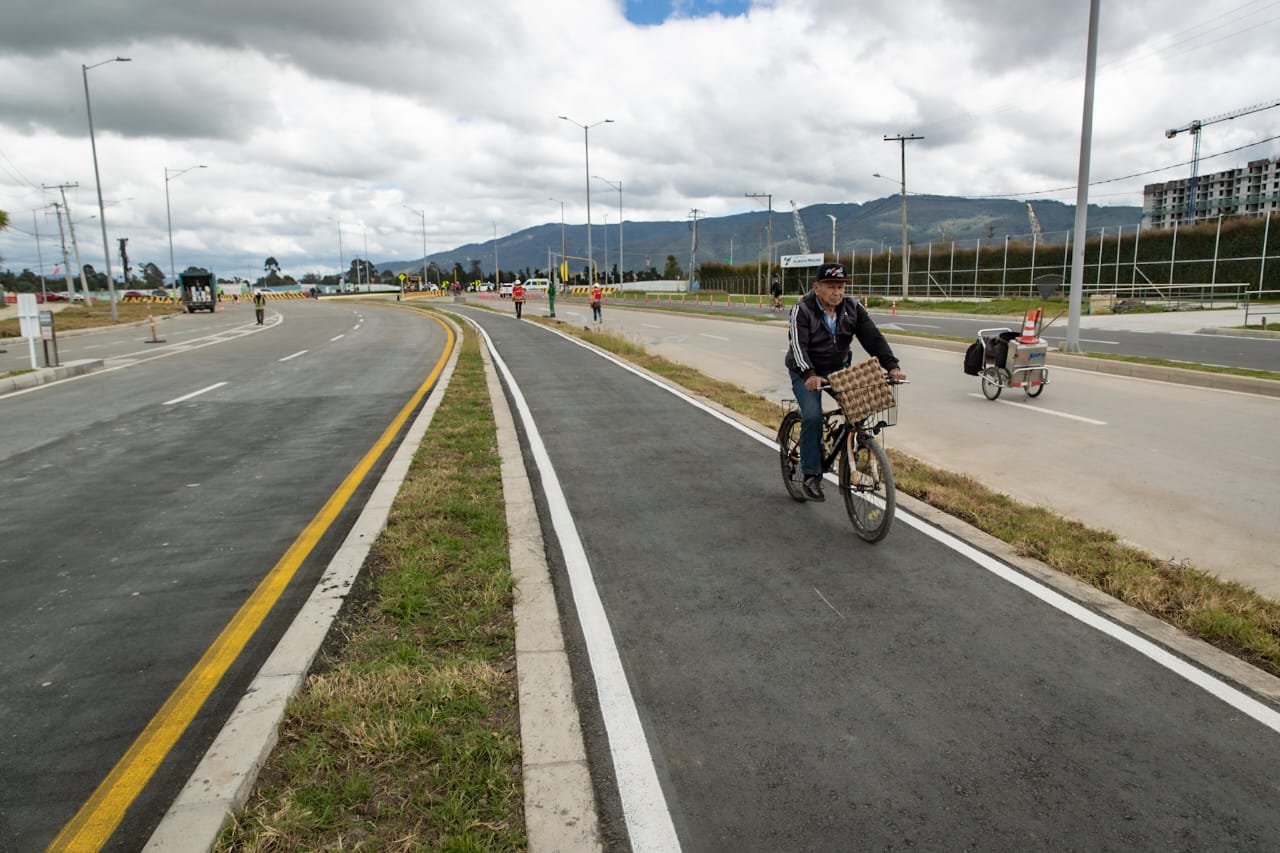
[963,340,984,375]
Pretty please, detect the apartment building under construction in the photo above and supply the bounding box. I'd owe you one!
[1143,156,1280,230]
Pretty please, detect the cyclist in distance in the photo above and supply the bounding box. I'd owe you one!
[785,262,906,501]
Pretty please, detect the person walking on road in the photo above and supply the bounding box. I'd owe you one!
[253,289,267,325]
[512,280,526,319]
[590,283,603,322]
[770,277,783,311]
[785,263,905,501]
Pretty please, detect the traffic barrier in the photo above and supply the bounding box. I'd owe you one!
[1018,307,1042,343]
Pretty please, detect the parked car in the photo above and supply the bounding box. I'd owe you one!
[44,292,68,302]
[499,282,513,298]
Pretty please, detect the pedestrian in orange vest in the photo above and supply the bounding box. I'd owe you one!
[511,281,526,319]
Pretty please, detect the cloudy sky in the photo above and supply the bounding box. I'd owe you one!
[2,0,1279,283]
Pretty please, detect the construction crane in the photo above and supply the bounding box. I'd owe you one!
[1165,98,1280,222]
[1026,202,1044,242]
[790,200,810,253]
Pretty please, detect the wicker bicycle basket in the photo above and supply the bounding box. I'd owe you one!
[827,357,896,422]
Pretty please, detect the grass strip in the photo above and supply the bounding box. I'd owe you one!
[216,325,525,852]
[535,316,1280,679]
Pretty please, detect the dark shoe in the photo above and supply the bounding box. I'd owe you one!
[803,475,825,502]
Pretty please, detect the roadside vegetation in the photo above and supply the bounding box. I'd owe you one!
[0,299,184,339]
[217,326,524,852]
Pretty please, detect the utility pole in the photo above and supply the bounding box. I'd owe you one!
[688,208,700,291]
[745,192,772,295]
[50,202,75,302]
[884,134,923,298]
[118,237,130,288]
[32,208,50,301]
[48,183,93,308]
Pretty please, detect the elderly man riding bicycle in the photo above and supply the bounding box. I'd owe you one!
[785,262,907,501]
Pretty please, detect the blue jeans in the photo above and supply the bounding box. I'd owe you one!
[789,369,827,477]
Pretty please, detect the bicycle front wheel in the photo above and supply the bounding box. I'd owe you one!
[777,411,806,502]
[839,432,896,542]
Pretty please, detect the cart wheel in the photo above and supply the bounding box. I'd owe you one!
[981,367,1003,400]
[1025,382,1045,398]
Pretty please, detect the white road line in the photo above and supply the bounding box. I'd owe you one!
[330,334,345,342]
[523,320,1280,736]
[699,333,730,341]
[279,350,308,362]
[814,588,845,618]
[1041,335,1121,345]
[642,323,663,328]
[163,382,227,405]
[966,394,1107,424]
[467,319,683,853]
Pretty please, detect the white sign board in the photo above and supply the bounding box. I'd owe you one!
[17,293,39,339]
[780,253,825,268]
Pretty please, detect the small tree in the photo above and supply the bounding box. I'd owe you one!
[662,255,683,280]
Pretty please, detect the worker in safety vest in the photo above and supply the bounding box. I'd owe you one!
[590,283,603,322]
[253,289,267,325]
[511,281,526,319]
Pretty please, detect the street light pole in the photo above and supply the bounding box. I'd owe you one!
[165,165,206,285]
[404,206,429,287]
[827,214,837,261]
[595,176,623,283]
[884,134,923,298]
[83,56,130,320]
[493,220,500,287]
[745,193,772,295]
[559,115,613,283]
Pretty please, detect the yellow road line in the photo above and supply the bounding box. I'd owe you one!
[48,312,455,852]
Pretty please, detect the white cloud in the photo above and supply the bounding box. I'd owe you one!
[2,0,1279,280]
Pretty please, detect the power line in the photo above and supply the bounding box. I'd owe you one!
[965,132,1280,200]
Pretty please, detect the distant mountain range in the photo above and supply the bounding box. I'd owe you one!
[384,195,1143,279]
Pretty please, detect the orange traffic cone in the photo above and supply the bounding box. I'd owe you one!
[1018,307,1041,343]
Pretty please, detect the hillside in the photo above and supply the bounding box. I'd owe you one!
[386,195,1142,280]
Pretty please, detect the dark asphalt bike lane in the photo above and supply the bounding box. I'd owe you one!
[457,307,1280,852]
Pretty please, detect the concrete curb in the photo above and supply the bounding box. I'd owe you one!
[144,316,465,852]
[0,358,103,394]
[460,309,604,852]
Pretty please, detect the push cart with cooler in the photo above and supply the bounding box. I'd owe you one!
[969,307,1050,400]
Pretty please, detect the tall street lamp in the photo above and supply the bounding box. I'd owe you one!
[405,206,428,286]
[326,217,346,286]
[594,175,623,283]
[165,165,206,284]
[549,197,567,271]
[492,220,500,287]
[827,214,837,261]
[884,134,924,298]
[559,115,613,283]
[745,192,772,295]
[83,55,130,320]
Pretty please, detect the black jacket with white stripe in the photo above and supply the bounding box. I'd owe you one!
[784,291,900,379]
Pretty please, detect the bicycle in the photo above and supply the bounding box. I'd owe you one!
[777,375,903,543]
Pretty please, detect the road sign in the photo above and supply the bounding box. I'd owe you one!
[781,253,824,268]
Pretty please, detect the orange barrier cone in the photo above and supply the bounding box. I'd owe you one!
[1018,307,1041,343]
[892,300,897,316]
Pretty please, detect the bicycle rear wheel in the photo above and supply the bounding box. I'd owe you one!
[839,431,895,542]
[777,411,806,502]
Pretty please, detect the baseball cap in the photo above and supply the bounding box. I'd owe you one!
[815,262,850,282]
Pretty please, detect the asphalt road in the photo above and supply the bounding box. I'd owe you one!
[454,304,1280,851]
[0,299,449,850]
[569,295,1280,372]
[516,297,1280,600]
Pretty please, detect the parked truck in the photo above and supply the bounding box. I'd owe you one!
[177,271,218,313]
